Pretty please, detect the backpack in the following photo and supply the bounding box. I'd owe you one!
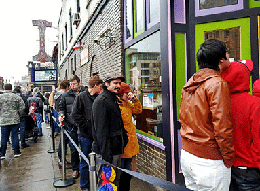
[29,101,37,113]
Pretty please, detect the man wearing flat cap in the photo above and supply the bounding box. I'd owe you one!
[92,72,128,186]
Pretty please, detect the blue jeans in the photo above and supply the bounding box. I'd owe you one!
[44,112,49,123]
[19,116,27,147]
[58,123,79,171]
[53,109,60,133]
[1,124,20,156]
[35,113,42,135]
[78,136,93,190]
[119,158,133,191]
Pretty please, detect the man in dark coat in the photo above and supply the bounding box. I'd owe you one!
[71,75,103,191]
[92,73,128,187]
[58,75,84,179]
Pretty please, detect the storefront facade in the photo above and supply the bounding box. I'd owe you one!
[123,0,260,185]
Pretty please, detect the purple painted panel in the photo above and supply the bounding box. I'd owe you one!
[136,133,166,150]
[195,0,244,17]
[174,0,186,24]
[146,0,160,29]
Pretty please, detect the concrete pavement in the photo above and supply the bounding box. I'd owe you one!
[0,122,165,191]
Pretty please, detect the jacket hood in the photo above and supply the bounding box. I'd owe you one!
[54,90,64,99]
[183,68,220,93]
[221,61,253,94]
[253,79,260,98]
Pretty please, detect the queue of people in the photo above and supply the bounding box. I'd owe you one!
[2,39,260,191]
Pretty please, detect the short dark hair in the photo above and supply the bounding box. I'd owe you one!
[89,75,103,88]
[197,39,227,70]
[59,80,70,89]
[70,75,80,83]
[4,84,12,90]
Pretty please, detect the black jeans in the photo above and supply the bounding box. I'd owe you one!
[58,123,79,171]
[230,166,260,191]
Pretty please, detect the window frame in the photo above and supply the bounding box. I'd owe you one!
[195,0,244,17]
[146,0,160,29]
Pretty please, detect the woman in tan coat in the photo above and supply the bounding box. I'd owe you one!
[118,82,142,191]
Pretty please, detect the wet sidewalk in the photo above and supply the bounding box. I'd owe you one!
[0,122,165,191]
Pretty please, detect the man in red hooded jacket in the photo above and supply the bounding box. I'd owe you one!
[221,60,260,190]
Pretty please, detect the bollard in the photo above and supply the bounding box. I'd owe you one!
[47,110,56,153]
[89,152,97,191]
[53,125,75,187]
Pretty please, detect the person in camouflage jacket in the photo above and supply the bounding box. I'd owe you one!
[0,84,25,159]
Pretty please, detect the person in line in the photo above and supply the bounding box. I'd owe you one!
[27,87,44,136]
[33,87,45,123]
[221,60,260,190]
[43,92,50,123]
[92,73,128,187]
[117,82,142,191]
[58,75,84,179]
[179,39,234,191]
[53,81,70,136]
[72,75,103,191]
[13,86,29,149]
[0,84,25,159]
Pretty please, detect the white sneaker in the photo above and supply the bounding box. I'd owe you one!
[14,153,22,158]
[1,156,5,160]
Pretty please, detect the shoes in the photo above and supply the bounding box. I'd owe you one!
[38,134,43,137]
[58,161,72,169]
[21,144,30,149]
[1,156,6,160]
[72,170,79,179]
[14,153,22,158]
[54,132,60,137]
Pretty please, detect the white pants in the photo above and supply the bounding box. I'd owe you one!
[181,149,231,191]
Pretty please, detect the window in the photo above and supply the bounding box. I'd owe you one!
[204,27,241,61]
[74,54,77,72]
[124,0,160,41]
[77,0,80,13]
[124,0,133,43]
[69,9,73,39]
[71,58,74,74]
[125,31,162,138]
[65,23,68,48]
[195,0,243,17]
[147,0,160,29]
[200,0,238,10]
[134,0,145,37]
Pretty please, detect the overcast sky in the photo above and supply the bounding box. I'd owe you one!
[0,0,61,82]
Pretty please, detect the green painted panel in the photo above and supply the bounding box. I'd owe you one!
[175,33,186,119]
[195,18,251,71]
[249,0,260,8]
[133,0,145,38]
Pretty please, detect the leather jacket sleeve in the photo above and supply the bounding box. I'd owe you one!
[207,81,234,168]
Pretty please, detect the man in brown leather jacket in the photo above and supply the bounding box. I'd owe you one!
[179,39,235,191]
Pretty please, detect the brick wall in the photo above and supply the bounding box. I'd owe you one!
[136,139,167,180]
[59,0,123,86]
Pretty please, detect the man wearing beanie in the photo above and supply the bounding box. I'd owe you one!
[221,60,260,190]
[179,39,234,191]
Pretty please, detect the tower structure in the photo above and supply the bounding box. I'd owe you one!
[32,20,52,63]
